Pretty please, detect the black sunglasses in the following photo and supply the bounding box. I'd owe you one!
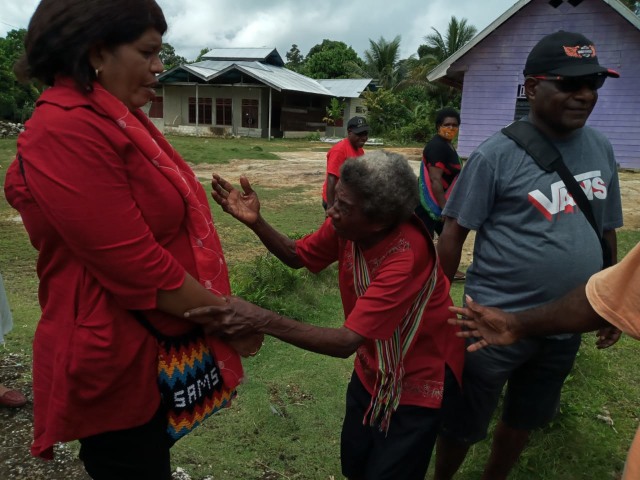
[529,74,607,92]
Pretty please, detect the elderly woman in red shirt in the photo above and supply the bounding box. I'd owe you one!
[189,151,465,480]
[3,0,258,478]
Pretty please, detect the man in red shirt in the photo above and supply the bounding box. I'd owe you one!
[322,116,369,209]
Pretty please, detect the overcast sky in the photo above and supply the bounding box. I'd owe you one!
[1,0,518,61]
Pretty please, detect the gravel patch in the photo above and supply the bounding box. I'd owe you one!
[0,352,202,479]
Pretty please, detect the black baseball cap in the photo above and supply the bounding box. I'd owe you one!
[347,116,369,134]
[523,31,619,78]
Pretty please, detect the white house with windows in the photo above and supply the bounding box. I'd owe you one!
[149,48,374,138]
[315,78,373,137]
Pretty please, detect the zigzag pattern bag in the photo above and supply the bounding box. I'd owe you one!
[133,311,236,441]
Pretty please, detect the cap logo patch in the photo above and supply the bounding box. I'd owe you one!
[563,44,596,58]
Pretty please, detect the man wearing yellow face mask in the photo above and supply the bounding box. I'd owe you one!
[416,108,465,280]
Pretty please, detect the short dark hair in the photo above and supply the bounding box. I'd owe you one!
[14,0,167,90]
[435,107,461,129]
[340,150,418,227]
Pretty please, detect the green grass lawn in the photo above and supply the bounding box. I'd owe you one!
[163,135,319,164]
[1,136,640,479]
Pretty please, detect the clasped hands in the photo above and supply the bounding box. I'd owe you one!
[185,295,268,357]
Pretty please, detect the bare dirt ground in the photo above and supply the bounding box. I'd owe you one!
[1,148,638,480]
[192,147,640,264]
[190,147,493,265]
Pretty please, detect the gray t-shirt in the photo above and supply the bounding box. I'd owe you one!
[443,123,623,312]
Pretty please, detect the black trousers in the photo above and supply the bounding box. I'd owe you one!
[78,407,172,480]
[340,372,442,480]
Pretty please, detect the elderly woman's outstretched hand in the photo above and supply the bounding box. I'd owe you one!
[447,295,520,352]
[211,174,260,226]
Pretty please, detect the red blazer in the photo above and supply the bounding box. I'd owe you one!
[4,82,240,458]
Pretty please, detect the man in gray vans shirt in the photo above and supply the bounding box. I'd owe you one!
[433,30,623,480]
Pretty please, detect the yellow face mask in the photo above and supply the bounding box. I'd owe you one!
[438,126,459,141]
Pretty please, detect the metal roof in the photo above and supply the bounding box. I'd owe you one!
[201,48,284,66]
[316,79,374,98]
[158,59,333,96]
[217,63,332,95]
[427,0,640,84]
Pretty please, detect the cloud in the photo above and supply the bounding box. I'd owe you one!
[0,0,39,31]
[1,0,517,62]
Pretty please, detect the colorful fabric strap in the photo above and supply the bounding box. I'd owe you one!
[352,238,438,432]
[418,162,458,221]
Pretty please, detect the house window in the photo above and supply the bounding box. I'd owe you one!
[242,99,259,128]
[355,106,366,114]
[188,97,212,124]
[514,84,530,120]
[148,96,163,118]
[216,98,232,126]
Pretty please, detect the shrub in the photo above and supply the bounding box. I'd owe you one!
[389,116,433,144]
[361,89,411,136]
[231,253,302,307]
[306,131,321,141]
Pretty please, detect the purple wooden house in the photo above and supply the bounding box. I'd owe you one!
[428,0,640,169]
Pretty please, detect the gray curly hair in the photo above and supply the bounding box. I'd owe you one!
[340,150,419,227]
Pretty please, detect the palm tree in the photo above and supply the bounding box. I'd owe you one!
[418,16,477,74]
[619,0,639,14]
[403,16,477,107]
[352,35,407,90]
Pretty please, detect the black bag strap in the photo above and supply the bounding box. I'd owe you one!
[131,310,204,343]
[17,154,27,183]
[131,310,164,339]
[502,121,612,267]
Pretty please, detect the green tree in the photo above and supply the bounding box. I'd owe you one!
[285,44,304,72]
[405,16,476,109]
[0,29,41,122]
[193,48,211,63]
[361,89,411,136]
[418,16,477,71]
[362,85,438,143]
[619,0,639,14]
[358,35,407,90]
[159,43,186,70]
[302,40,363,79]
[322,97,346,137]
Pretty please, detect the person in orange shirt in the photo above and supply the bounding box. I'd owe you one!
[448,242,640,479]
